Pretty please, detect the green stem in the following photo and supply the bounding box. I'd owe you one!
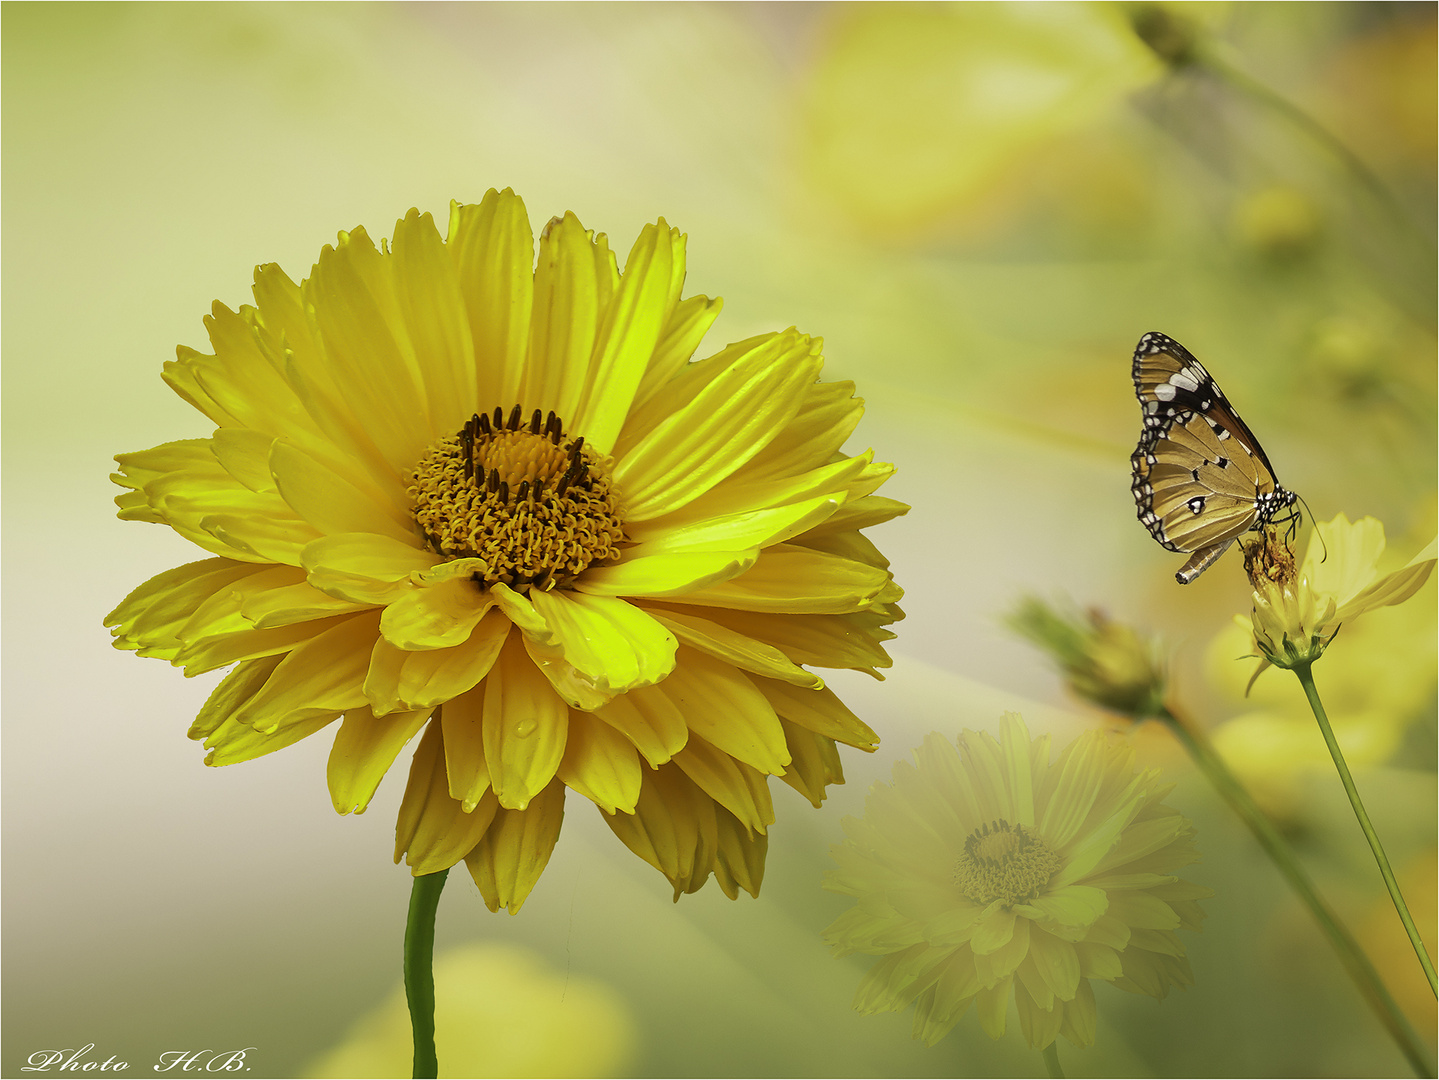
[1159,706,1435,1077]
[405,868,450,1080]
[1293,662,1438,997]
[1042,1041,1065,1079]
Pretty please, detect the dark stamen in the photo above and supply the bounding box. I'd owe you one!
[493,406,504,430]
[499,480,509,504]
[570,436,585,457]
[487,468,500,493]
[555,472,571,497]
[476,411,491,435]
[461,429,474,481]
[517,479,530,502]
[529,409,542,435]
[507,404,522,431]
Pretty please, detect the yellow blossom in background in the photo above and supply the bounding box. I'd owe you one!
[306,942,635,1078]
[799,3,1161,246]
[1242,513,1435,679]
[824,713,1210,1051]
[106,188,905,910]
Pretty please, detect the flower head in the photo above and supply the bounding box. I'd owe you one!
[824,713,1210,1050]
[106,189,905,910]
[1009,599,1166,720]
[1242,513,1436,679]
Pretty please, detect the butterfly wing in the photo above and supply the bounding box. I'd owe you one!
[1130,332,1291,566]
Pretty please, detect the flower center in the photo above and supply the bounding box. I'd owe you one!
[954,819,1061,906]
[408,405,626,591]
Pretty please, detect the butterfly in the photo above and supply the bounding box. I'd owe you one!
[1130,331,1299,584]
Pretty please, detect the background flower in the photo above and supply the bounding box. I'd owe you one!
[825,713,1210,1050]
[6,4,1433,1076]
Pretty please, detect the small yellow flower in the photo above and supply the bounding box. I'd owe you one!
[1242,513,1436,680]
[1009,599,1166,720]
[824,713,1210,1050]
[107,189,905,910]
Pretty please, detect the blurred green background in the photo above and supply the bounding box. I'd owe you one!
[3,3,1434,1076]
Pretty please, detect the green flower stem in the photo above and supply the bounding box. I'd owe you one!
[1294,661,1438,997]
[1159,706,1435,1078]
[405,868,450,1080]
[1041,1042,1065,1079]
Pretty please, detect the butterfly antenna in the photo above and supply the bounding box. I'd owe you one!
[1296,494,1325,564]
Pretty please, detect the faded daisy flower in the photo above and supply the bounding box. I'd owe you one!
[824,713,1210,1051]
[107,188,905,911]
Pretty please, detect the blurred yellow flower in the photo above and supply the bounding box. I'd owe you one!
[306,942,635,1078]
[107,188,905,910]
[800,3,1160,244]
[1242,513,1436,679]
[824,714,1210,1050]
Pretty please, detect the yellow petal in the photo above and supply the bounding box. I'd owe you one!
[671,734,775,835]
[483,636,569,809]
[573,549,756,598]
[527,590,677,693]
[591,686,690,767]
[754,678,878,750]
[602,764,718,899]
[1335,538,1437,620]
[190,655,284,740]
[229,612,381,733]
[364,608,511,716]
[624,494,842,552]
[327,705,432,814]
[394,722,498,875]
[775,719,844,807]
[656,649,790,774]
[202,712,338,767]
[302,532,440,580]
[523,210,608,424]
[380,578,495,650]
[303,226,432,471]
[612,330,823,519]
[449,190,535,412]
[391,208,477,433]
[270,438,415,542]
[464,777,566,914]
[557,711,643,814]
[642,605,823,689]
[106,558,261,659]
[711,808,767,900]
[210,427,278,492]
[631,293,723,408]
[171,613,359,677]
[441,687,492,811]
[675,544,892,614]
[572,220,683,454]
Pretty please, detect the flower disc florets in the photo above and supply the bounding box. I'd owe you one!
[955,819,1061,905]
[410,406,625,591]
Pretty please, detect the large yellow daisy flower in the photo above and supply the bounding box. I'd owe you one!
[824,713,1210,1050]
[107,189,905,911]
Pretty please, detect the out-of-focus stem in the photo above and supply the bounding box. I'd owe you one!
[1159,704,1434,1077]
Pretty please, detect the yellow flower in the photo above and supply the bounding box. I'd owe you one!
[824,713,1210,1050]
[1243,513,1436,678]
[106,189,905,910]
